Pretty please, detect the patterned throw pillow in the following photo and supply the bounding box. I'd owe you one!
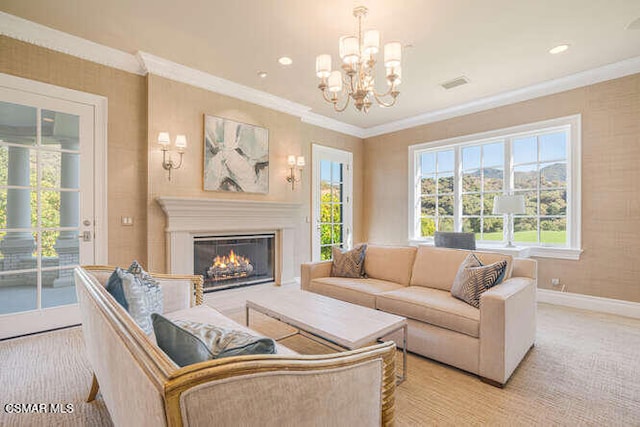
[331,244,366,278]
[106,261,163,335]
[151,313,276,367]
[451,253,507,308]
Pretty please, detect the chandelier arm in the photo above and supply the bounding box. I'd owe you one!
[373,92,399,108]
[320,88,337,104]
[333,93,351,112]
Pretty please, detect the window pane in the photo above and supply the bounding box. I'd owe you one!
[331,183,342,202]
[462,217,481,236]
[421,176,436,195]
[40,190,64,228]
[421,196,436,216]
[541,218,567,244]
[438,196,454,216]
[331,203,343,223]
[514,217,538,242]
[420,153,435,175]
[540,162,566,188]
[42,110,79,151]
[540,189,566,215]
[332,225,343,244]
[0,271,37,314]
[483,142,504,167]
[514,164,537,189]
[462,194,481,215]
[437,150,454,172]
[320,202,331,222]
[482,217,503,240]
[462,170,480,192]
[513,136,537,164]
[421,217,435,237]
[438,217,454,231]
[483,192,501,215]
[539,132,566,162]
[0,101,37,146]
[483,167,503,191]
[320,246,332,261]
[320,160,331,183]
[320,225,332,245]
[437,173,454,194]
[331,162,342,183]
[462,146,481,170]
[42,268,78,308]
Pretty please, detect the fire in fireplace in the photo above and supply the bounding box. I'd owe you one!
[194,234,275,291]
[208,249,254,282]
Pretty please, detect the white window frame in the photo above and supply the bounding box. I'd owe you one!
[408,115,582,260]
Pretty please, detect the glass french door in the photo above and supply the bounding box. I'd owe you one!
[0,84,96,339]
[312,145,353,261]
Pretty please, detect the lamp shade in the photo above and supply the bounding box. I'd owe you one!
[328,71,343,92]
[363,30,380,55]
[158,132,171,146]
[315,54,331,78]
[287,155,297,166]
[493,195,526,215]
[384,42,402,67]
[296,156,305,167]
[174,134,187,149]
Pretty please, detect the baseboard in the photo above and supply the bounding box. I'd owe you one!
[537,289,640,319]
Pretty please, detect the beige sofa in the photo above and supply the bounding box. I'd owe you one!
[75,266,397,427]
[301,245,537,386]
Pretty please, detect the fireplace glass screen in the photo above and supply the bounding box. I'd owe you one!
[194,234,275,291]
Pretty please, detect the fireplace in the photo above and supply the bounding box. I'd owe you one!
[194,234,275,291]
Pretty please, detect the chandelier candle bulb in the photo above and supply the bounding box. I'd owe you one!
[316,54,332,78]
[384,42,402,68]
[364,30,380,55]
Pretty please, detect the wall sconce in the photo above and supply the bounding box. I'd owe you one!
[158,132,187,181]
[286,155,305,190]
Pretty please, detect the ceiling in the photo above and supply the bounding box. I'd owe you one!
[1,0,639,129]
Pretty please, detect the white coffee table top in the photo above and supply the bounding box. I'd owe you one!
[246,289,406,349]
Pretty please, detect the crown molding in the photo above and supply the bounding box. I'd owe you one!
[362,55,640,138]
[3,11,639,141]
[0,11,145,75]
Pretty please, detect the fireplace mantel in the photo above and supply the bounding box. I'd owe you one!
[157,197,303,284]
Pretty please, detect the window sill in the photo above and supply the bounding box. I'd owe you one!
[408,239,582,260]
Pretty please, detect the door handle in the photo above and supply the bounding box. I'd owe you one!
[79,231,92,242]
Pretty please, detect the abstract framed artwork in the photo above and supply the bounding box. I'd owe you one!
[203,115,269,193]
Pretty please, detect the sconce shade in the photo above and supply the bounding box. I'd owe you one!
[175,134,187,149]
[287,155,297,166]
[493,195,526,215]
[158,132,171,146]
[296,156,305,167]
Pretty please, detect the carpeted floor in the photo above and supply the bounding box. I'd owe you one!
[1,288,639,426]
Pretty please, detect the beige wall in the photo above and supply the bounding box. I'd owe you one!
[0,36,148,267]
[146,75,364,273]
[364,73,640,302]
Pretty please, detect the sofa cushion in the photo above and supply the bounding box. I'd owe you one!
[410,246,513,291]
[165,305,297,356]
[364,245,417,285]
[331,244,366,278]
[308,277,404,309]
[375,286,480,338]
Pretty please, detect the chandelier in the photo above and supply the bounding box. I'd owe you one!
[315,6,402,113]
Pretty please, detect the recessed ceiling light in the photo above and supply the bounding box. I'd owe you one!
[549,44,570,55]
[257,71,268,78]
[278,56,293,66]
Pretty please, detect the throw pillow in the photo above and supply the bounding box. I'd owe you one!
[451,253,507,308]
[331,244,366,278]
[106,261,163,335]
[151,314,277,367]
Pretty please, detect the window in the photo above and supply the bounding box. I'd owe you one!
[409,116,581,259]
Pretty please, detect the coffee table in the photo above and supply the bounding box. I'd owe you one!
[246,289,407,383]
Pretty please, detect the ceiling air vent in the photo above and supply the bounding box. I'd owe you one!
[441,76,470,90]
